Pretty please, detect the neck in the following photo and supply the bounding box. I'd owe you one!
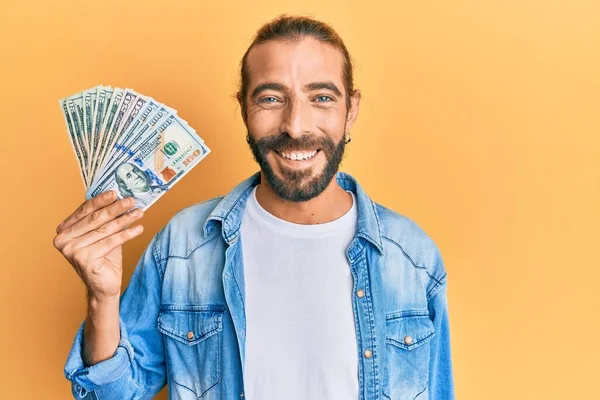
[254,172,353,225]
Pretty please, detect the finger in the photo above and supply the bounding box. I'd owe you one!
[84,225,144,260]
[64,208,144,252]
[61,197,136,241]
[57,191,116,233]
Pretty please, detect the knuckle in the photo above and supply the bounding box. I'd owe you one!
[89,210,102,223]
[62,242,75,258]
[120,198,133,210]
[94,224,109,235]
[72,249,87,266]
[52,235,63,250]
[127,210,141,220]
[76,204,87,217]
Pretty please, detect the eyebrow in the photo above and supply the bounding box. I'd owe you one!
[306,82,342,97]
[250,81,343,98]
[251,83,286,99]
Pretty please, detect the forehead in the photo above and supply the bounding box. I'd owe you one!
[245,37,345,91]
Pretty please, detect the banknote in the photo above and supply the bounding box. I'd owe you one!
[91,88,124,178]
[83,86,102,173]
[59,85,210,210]
[65,94,90,179]
[91,98,166,187]
[59,98,88,187]
[97,89,138,172]
[86,114,210,210]
[88,86,113,174]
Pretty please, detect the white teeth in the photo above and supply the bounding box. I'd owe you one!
[280,150,318,161]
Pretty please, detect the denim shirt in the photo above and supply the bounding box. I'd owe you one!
[64,172,455,400]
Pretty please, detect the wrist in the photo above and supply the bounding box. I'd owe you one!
[87,288,120,305]
[86,292,120,322]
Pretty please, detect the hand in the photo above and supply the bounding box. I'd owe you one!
[53,191,144,302]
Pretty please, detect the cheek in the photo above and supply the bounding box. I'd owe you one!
[246,108,282,136]
[315,110,346,139]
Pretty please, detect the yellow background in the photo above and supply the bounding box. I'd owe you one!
[0,0,598,398]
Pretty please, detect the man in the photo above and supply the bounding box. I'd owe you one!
[54,15,454,400]
[114,163,168,207]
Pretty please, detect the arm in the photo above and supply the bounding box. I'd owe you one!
[427,282,455,399]
[64,231,167,399]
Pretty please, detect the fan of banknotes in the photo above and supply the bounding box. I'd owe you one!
[59,86,210,210]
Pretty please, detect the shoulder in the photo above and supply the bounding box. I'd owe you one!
[167,196,224,228]
[152,196,225,262]
[374,202,447,296]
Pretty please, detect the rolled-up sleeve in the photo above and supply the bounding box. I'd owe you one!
[427,281,455,399]
[63,230,167,399]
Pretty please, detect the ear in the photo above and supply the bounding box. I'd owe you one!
[345,89,361,131]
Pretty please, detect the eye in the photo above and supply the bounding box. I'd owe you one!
[126,173,132,179]
[258,96,280,104]
[315,95,334,102]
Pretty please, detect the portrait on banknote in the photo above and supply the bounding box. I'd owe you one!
[114,163,168,207]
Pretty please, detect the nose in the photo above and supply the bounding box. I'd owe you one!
[279,97,312,138]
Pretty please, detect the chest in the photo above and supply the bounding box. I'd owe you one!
[157,236,434,400]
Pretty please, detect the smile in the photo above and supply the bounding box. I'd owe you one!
[277,150,319,161]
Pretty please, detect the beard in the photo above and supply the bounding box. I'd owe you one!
[247,131,346,202]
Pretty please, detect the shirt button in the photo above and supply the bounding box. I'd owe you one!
[187,331,195,340]
[364,349,372,358]
[240,392,245,398]
[404,335,413,345]
[356,289,365,298]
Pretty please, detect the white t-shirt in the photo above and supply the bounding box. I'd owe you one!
[240,186,359,400]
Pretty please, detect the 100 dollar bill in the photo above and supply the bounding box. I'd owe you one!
[86,114,210,210]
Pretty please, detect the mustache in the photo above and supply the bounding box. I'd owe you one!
[252,133,336,154]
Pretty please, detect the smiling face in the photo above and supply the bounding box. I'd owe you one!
[241,37,360,202]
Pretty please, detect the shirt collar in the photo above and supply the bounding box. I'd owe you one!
[203,171,384,254]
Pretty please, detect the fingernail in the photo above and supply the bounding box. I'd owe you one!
[105,191,115,200]
[133,225,143,233]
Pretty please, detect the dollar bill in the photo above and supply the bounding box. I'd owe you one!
[59,85,211,206]
[88,86,113,176]
[86,114,210,210]
[59,98,88,187]
[65,94,90,179]
[92,88,124,178]
[94,97,162,182]
[96,89,138,173]
[119,95,148,141]
[91,104,177,187]
[83,86,101,173]
[101,87,114,123]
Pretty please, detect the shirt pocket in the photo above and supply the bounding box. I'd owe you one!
[157,306,225,398]
[382,311,435,400]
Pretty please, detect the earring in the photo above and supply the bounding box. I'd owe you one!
[344,131,352,144]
